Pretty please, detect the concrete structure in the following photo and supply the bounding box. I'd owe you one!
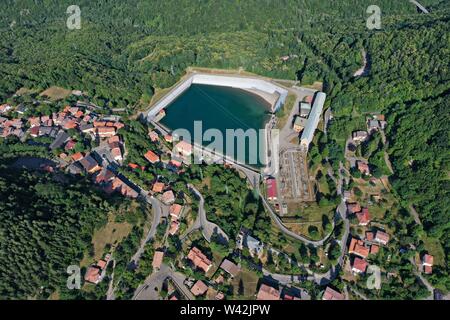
[300,92,326,149]
[146,73,289,121]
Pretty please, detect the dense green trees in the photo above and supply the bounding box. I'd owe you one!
[0,0,448,298]
[0,166,122,299]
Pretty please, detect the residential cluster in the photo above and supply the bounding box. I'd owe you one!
[0,101,141,200]
[344,198,389,275]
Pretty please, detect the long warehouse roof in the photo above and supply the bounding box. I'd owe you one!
[301,92,326,148]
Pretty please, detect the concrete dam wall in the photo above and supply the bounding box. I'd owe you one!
[146,74,288,121]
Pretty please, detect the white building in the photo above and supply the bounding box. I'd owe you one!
[300,92,326,149]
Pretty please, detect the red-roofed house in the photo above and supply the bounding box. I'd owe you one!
[256,284,280,300]
[97,260,108,270]
[84,267,101,284]
[148,130,159,142]
[161,190,175,205]
[322,287,345,300]
[95,169,115,184]
[93,121,106,127]
[128,163,139,169]
[357,161,370,175]
[190,280,208,296]
[348,238,369,259]
[266,178,278,201]
[65,140,77,151]
[63,120,78,130]
[170,159,182,168]
[169,220,180,235]
[356,208,371,226]
[370,244,380,255]
[152,182,165,193]
[113,122,125,130]
[144,150,160,164]
[169,204,183,220]
[164,134,173,143]
[352,257,368,274]
[29,126,40,138]
[79,155,101,174]
[108,135,120,144]
[111,147,123,162]
[187,247,212,273]
[347,203,361,214]
[422,254,434,266]
[152,251,164,271]
[28,117,40,127]
[72,152,84,162]
[220,259,240,278]
[174,140,193,157]
[96,126,116,138]
[374,230,390,245]
[422,254,433,274]
[424,265,432,274]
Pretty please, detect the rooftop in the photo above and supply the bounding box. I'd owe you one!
[256,284,280,300]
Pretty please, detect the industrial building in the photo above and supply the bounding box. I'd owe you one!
[300,92,326,149]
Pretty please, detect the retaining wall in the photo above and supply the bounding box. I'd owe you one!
[146,73,288,121]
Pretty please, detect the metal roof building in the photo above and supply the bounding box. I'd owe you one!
[300,92,326,149]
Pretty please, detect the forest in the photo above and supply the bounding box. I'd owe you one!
[0,0,448,298]
[0,166,126,299]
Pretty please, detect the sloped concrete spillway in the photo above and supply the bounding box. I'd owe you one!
[146,74,288,170]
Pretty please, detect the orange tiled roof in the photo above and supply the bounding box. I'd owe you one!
[356,208,371,225]
[144,150,160,163]
[322,286,345,300]
[169,204,183,219]
[152,251,164,269]
[190,280,208,296]
[187,247,212,273]
[348,238,369,258]
[352,257,368,273]
[152,182,165,193]
[257,284,280,300]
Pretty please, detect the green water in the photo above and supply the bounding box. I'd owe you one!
[160,84,271,167]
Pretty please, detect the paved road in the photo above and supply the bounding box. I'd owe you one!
[260,161,350,286]
[409,0,429,14]
[260,194,334,247]
[105,258,117,300]
[133,264,195,300]
[131,195,167,264]
[186,184,229,243]
[408,257,435,300]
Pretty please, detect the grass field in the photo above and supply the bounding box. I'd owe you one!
[232,269,259,299]
[39,86,72,100]
[79,212,134,267]
[421,236,445,266]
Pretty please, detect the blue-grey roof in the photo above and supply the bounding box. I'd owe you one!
[301,92,326,148]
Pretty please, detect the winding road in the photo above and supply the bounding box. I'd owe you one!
[182,184,229,243]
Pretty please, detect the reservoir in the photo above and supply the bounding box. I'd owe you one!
[159,84,272,167]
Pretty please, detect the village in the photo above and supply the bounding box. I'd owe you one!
[0,93,437,301]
